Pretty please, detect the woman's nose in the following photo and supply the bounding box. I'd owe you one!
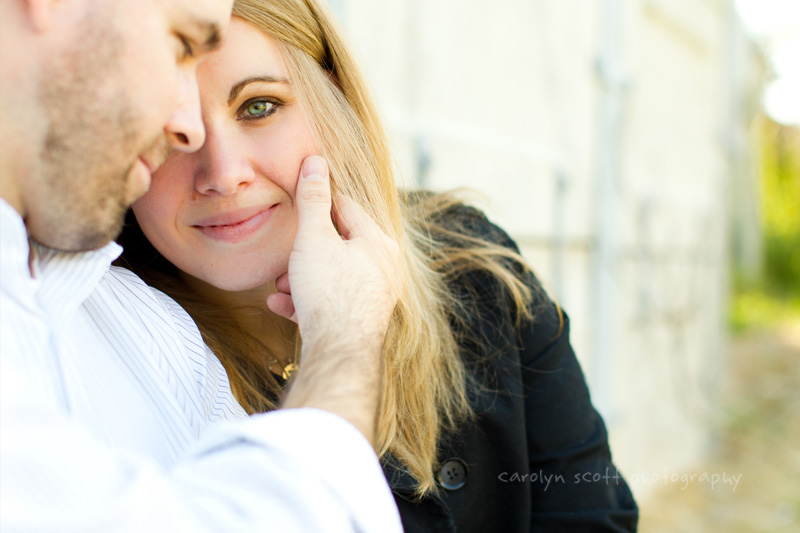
[194,130,256,196]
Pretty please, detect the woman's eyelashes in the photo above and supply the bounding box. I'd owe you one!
[237,97,282,121]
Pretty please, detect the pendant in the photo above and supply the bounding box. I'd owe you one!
[282,362,299,380]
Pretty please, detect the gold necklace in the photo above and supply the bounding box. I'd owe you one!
[269,357,298,380]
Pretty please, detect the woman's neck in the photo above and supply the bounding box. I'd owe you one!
[179,272,297,364]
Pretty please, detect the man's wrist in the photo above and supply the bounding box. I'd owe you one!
[281,340,383,447]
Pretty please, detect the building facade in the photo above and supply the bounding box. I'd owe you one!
[329,0,763,498]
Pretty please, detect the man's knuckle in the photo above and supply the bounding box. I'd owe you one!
[300,185,330,204]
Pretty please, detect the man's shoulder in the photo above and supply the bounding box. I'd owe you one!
[104,264,161,293]
[102,266,193,322]
[95,266,245,422]
[91,266,205,352]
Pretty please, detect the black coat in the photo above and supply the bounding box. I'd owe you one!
[382,205,638,532]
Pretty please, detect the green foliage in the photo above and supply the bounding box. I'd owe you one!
[729,288,800,332]
[759,119,800,294]
[730,117,800,330]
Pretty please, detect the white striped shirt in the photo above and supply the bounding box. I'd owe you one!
[0,199,402,532]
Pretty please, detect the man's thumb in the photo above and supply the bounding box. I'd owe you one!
[295,155,336,240]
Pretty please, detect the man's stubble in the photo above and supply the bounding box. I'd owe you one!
[32,8,154,251]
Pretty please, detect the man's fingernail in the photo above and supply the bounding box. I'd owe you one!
[302,155,326,180]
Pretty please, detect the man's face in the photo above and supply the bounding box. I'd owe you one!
[27,0,232,251]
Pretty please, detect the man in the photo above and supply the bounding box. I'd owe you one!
[0,0,402,530]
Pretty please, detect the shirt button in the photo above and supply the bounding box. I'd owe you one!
[438,458,468,491]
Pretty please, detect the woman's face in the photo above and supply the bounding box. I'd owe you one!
[132,17,318,292]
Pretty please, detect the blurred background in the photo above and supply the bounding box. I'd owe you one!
[328,0,799,529]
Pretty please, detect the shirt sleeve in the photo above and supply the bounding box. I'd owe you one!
[0,363,402,532]
[412,200,638,531]
[431,202,638,530]
[519,289,639,531]
[467,206,639,529]
[0,278,402,532]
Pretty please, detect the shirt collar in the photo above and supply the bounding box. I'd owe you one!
[1,198,123,324]
[0,198,35,294]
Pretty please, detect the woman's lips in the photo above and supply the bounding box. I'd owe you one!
[192,205,276,243]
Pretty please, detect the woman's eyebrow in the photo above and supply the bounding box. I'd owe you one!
[228,76,291,104]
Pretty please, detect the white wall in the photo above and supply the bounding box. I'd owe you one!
[329,0,762,500]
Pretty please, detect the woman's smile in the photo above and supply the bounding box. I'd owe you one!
[131,19,317,291]
[191,204,278,243]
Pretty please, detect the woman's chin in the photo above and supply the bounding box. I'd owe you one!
[206,270,285,295]
[181,264,287,298]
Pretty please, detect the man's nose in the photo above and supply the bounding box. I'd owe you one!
[165,68,206,153]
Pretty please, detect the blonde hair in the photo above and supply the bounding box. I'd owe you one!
[232,0,545,496]
[119,0,540,497]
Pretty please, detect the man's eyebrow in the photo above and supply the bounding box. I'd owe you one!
[228,76,291,104]
[191,20,222,51]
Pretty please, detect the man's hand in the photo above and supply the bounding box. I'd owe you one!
[267,156,401,447]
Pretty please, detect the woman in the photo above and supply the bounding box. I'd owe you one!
[117,0,638,530]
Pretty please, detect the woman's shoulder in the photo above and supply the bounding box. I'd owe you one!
[404,190,562,351]
[402,190,517,250]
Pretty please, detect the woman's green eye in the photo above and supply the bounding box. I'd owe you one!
[245,100,273,117]
[237,98,280,122]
